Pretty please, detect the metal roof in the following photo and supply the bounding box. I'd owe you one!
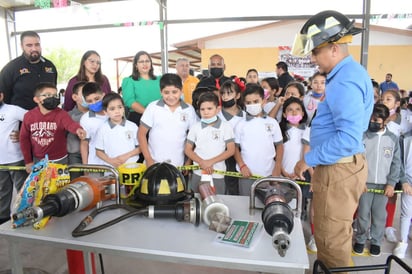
[114,46,201,71]
[0,0,118,10]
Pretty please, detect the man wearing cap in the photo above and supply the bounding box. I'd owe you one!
[293,10,374,270]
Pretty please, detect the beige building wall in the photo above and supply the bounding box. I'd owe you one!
[349,45,412,90]
[201,45,412,91]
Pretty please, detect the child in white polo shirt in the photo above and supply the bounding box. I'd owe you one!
[80,82,108,166]
[234,83,284,196]
[0,91,27,224]
[138,73,197,168]
[185,92,235,194]
[95,93,140,167]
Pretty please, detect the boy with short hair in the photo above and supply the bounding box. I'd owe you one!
[95,92,140,167]
[19,82,86,173]
[138,73,197,168]
[234,83,284,196]
[79,82,107,165]
[0,91,27,224]
[67,81,88,178]
[185,92,235,194]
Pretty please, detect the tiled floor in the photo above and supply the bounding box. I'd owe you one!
[0,197,411,274]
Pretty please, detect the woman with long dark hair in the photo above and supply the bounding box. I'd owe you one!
[64,50,111,111]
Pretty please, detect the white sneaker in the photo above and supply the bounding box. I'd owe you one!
[307,235,317,252]
[393,242,408,259]
[385,227,398,243]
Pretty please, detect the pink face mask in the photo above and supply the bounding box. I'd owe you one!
[286,114,303,125]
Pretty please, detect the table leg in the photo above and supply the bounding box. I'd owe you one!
[9,239,24,274]
[82,251,94,274]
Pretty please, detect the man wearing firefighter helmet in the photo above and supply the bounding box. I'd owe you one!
[294,10,374,270]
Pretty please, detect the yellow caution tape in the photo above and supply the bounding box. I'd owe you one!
[0,164,403,194]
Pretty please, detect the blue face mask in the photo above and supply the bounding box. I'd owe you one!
[312,91,323,98]
[88,100,103,112]
[81,96,89,108]
[201,116,218,124]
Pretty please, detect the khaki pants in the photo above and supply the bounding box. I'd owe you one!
[312,154,367,271]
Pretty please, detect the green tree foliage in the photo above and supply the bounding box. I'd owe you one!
[44,47,82,86]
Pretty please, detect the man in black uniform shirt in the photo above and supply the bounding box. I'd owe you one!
[196,54,230,90]
[275,61,294,97]
[0,31,57,110]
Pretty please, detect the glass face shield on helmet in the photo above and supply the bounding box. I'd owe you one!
[291,10,363,57]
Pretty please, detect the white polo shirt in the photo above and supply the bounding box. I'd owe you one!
[235,114,283,176]
[80,111,107,165]
[95,118,139,166]
[218,108,246,130]
[0,103,27,164]
[282,125,306,174]
[140,99,197,166]
[186,118,235,178]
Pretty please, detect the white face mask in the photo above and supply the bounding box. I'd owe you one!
[246,103,262,116]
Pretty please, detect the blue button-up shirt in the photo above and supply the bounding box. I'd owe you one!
[305,55,374,166]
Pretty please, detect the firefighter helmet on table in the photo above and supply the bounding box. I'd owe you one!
[134,162,187,205]
[291,10,363,57]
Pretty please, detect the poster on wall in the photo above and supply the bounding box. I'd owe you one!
[278,46,317,80]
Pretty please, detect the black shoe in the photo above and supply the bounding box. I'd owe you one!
[0,218,10,225]
[370,244,381,257]
[353,242,364,255]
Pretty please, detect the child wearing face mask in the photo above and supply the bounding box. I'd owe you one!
[279,97,311,179]
[19,82,86,173]
[234,84,284,196]
[67,81,88,179]
[218,80,246,195]
[185,92,235,194]
[381,89,404,243]
[268,81,305,122]
[353,103,401,257]
[303,72,326,125]
[79,82,108,166]
[261,77,279,114]
[279,97,317,252]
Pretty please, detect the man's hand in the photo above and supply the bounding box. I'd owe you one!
[294,159,310,180]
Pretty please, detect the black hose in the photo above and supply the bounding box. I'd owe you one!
[71,204,147,237]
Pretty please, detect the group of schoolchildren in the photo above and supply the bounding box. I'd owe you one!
[352,84,412,259]
[1,70,411,259]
